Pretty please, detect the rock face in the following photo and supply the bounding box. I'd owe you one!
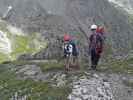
[68,74,114,100]
[66,0,133,52]
[0,0,133,59]
[68,73,133,100]
[108,0,133,14]
[0,30,11,53]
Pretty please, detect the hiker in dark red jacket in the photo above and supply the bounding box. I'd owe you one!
[89,24,104,70]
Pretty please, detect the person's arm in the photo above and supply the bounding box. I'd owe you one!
[88,34,93,55]
[89,34,93,48]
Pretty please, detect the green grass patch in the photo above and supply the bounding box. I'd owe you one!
[0,53,10,63]
[124,81,133,88]
[0,64,70,100]
[99,57,133,75]
[39,61,64,72]
[11,36,32,56]
[0,20,48,62]
[9,60,35,65]
[8,60,64,72]
[1,32,48,62]
[10,34,47,60]
[126,57,133,64]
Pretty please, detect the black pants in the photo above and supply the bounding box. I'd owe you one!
[90,49,100,70]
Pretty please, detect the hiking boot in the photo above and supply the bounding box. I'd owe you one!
[91,65,97,70]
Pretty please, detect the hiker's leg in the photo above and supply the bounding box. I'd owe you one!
[71,56,75,66]
[91,49,95,69]
[71,55,75,66]
[95,54,100,66]
[65,55,70,70]
[69,54,73,69]
[93,54,100,70]
[73,55,77,64]
[64,57,68,70]
[72,50,77,66]
[75,56,79,68]
[73,56,79,69]
[92,50,98,70]
[93,57,97,70]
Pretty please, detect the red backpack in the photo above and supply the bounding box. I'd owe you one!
[90,33,103,55]
[96,33,104,55]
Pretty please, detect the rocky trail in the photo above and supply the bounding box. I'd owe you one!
[68,73,114,100]
[6,61,133,100]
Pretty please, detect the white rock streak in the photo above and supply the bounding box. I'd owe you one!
[108,0,133,14]
[0,31,12,54]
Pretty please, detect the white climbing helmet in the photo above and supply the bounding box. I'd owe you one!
[90,24,97,30]
[8,6,13,10]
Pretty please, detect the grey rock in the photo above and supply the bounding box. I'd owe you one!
[23,70,38,76]
[72,88,82,96]
[82,88,88,94]
[68,73,115,100]
[68,94,82,100]
[82,94,90,100]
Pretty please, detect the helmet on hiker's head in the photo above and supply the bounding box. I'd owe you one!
[64,34,71,41]
[90,24,97,30]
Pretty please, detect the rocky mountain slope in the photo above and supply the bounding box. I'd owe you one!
[0,0,132,99]
[0,0,132,62]
[108,0,133,14]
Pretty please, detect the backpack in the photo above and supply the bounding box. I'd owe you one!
[90,33,104,54]
[64,42,73,55]
[96,33,104,54]
[70,40,78,56]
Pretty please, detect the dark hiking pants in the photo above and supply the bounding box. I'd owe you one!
[90,49,100,70]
